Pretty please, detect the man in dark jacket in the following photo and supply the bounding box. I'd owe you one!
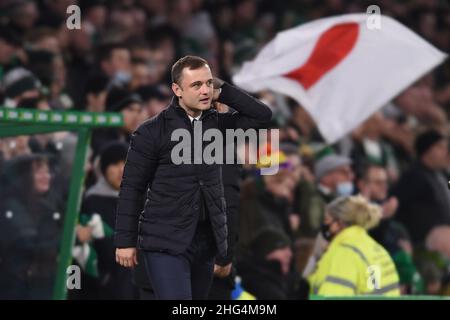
[114,55,272,299]
[394,129,450,247]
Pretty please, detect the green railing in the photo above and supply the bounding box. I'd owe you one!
[0,107,124,300]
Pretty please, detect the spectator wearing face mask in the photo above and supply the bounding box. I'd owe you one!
[308,195,400,297]
[298,154,355,239]
[96,43,132,89]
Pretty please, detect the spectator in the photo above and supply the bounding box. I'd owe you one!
[96,43,132,89]
[351,112,400,182]
[84,74,109,113]
[298,154,355,238]
[129,58,152,91]
[136,84,171,118]
[91,88,143,157]
[2,67,42,109]
[78,142,138,299]
[308,195,400,296]
[0,154,65,299]
[79,0,108,39]
[394,129,450,248]
[357,163,423,294]
[4,0,40,39]
[237,151,302,299]
[0,25,22,68]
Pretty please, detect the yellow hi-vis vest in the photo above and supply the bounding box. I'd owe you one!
[308,225,400,297]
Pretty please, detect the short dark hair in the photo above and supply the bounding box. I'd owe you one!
[97,42,128,63]
[0,24,22,47]
[171,55,208,85]
[85,74,109,96]
[99,141,128,175]
[415,129,445,158]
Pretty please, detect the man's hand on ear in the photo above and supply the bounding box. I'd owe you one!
[212,78,224,101]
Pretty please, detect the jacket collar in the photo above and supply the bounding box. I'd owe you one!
[165,96,217,121]
[330,225,367,247]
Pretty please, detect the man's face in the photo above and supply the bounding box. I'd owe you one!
[130,63,151,89]
[105,161,125,191]
[172,65,214,113]
[149,48,168,82]
[322,164,355,191]
[0,40,16,64]
[108,48,131,75]
[33,162,51,194]
[87,91,107,112]
[361,167,388,201]
[122,103,143,134]
[426,140,449,170]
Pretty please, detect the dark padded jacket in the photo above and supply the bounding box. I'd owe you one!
[114,82,272,259]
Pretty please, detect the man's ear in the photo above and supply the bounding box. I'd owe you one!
[172,83,182,98]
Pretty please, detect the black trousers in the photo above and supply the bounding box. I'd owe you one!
[143,220,216,300]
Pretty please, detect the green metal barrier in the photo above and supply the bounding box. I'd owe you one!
[0,107,124,300]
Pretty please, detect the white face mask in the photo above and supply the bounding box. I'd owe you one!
[336,181,354,197]
[111,71,131,85]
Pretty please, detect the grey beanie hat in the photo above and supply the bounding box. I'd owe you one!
[314,154,352,181]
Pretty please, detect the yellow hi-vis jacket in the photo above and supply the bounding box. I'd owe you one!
[308,225,400,297]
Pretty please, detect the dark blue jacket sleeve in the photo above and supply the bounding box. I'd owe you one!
[114,124,158,248]
[217,82,272,130]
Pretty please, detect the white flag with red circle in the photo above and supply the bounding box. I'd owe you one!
[232,14,447,143]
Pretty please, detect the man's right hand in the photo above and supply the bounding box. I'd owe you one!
[115,248,138,268]
[214,263,232,278]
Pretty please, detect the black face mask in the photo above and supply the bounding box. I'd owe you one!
[321,223,333,241]
[372,199,385,206]
[17,97,39,109]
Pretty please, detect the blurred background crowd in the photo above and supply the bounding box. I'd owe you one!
[0,0,450,299]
